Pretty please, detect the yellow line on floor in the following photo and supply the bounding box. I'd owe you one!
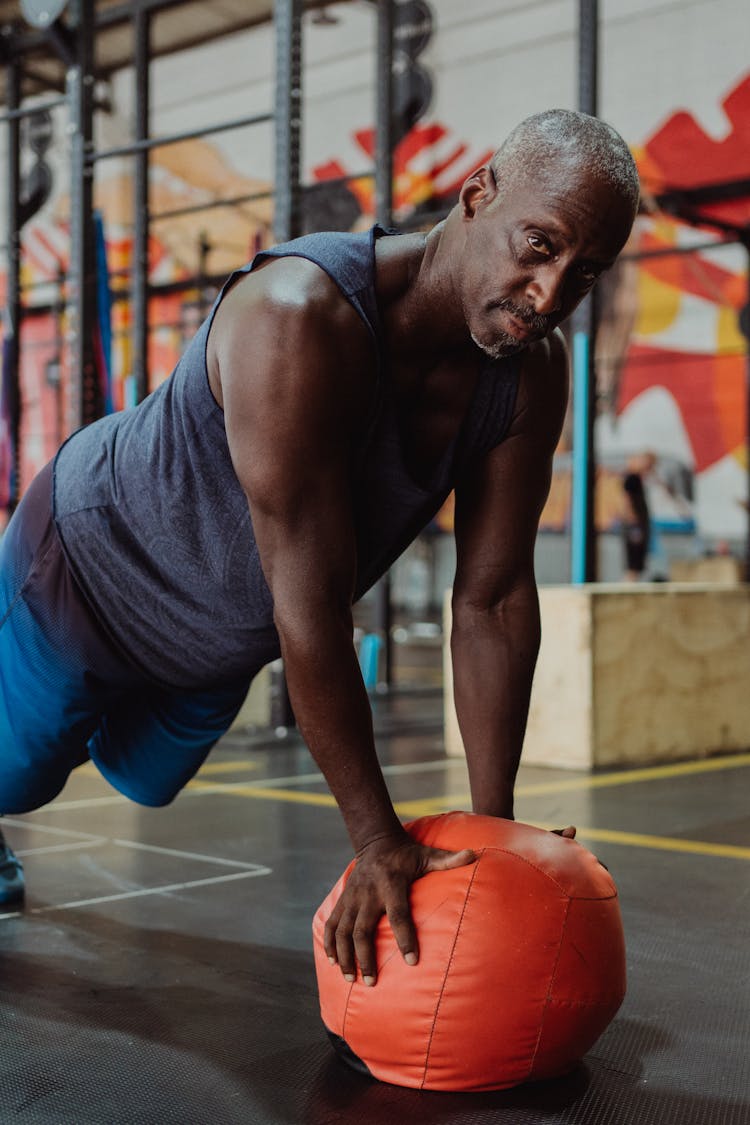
[183,781,750,861]
[517,751,750,796]
[536,824,750,862]
[195,760,261,776]
[185,752,750,818]
[186,779,337,807]
[394,751,750,816]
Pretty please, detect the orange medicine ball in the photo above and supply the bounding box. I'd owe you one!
[313,812,626,1092]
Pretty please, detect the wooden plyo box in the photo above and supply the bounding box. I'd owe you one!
[444,584,750,770]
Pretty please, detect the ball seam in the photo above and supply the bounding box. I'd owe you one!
[527,894,572,1080]
[420,850,483,1090]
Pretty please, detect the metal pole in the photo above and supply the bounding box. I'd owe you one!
[0,94,68,124]
[742,236,750,582]
[571,0,599,583]
[373,0,395,686]
[272,0,303,730]
[273,0,303,243]
[90,111,273,162]
[66,0,99,429]
[375,0,394,228]
[5,60,22,512]
[132,5,150,403]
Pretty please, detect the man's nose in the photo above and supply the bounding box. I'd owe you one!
[526,265,564,316]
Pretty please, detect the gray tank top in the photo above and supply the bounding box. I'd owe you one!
[54,226,520,689]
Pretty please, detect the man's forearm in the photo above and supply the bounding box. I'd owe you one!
[275,605,404,852]
[450,584,541,819]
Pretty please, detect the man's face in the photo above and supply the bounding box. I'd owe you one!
[458,165,635,359]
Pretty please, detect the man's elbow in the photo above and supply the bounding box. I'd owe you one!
[450,579,541,648]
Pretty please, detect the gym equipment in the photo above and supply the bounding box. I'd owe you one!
[313,811,625,1091]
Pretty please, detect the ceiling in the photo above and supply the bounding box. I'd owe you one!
[0,0,349,103]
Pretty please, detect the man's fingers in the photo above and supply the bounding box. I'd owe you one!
[424,846,476,872]
[332,910,358,981]
[352,904,384,986]
[386,899,419,967]
[323,908,341,964]
[552,825,577,839]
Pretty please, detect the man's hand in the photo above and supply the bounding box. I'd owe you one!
[552,825,577,839]
[323,833,476,987]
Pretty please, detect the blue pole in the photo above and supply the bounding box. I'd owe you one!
[571,331,590,584]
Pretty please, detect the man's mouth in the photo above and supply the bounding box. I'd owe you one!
[504,311,537,341]
[493,300,552,341]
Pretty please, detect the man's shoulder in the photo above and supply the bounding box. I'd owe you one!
[215,253,373,362]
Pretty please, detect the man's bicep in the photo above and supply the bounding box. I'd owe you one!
[220,310,362,602]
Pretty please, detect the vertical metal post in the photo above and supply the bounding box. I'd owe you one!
[273,0,303,243]
[271,0,303,731]
[743,237,750,582]
[66,0,99,429]
[375,0,394,228]
[571,0,599,583]
[132,6,150,403]
[373,0,395,686]
[5,60,22,510]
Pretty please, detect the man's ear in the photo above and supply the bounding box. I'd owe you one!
[459,164,497,219]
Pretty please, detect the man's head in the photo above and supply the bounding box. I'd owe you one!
[454,109,640,360]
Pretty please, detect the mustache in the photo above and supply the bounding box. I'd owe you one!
[490,298,553,335]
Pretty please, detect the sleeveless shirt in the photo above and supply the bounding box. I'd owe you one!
[53,226,521,689]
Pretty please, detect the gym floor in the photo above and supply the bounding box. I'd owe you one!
[1,651,749,1124]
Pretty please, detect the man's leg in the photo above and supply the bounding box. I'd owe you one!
[0,461,138,902]
[87,676,252,807]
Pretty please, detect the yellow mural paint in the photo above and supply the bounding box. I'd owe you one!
[717,305,746,355]
[635,269,681,337]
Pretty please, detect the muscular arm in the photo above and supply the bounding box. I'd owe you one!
[452,331,569,819]
[212,259,472,981]
[214,261,400,845]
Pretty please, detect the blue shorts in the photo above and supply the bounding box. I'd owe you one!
[0,462,251,813]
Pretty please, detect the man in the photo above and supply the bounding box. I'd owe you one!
[0,109,639,983]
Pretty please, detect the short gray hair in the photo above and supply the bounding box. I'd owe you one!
[491,109,640,212]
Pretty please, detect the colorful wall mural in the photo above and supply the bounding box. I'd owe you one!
[1,0,748,556]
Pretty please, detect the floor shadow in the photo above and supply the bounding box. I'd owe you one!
[1,910,748,1125]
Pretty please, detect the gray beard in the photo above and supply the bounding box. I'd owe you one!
[470,329,525,360]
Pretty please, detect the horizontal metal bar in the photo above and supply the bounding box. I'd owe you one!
[89,110,273,162]
[150,170,374,223]
[655,176,750,208]
[96,0,194,29]
[620,237,741,262]
[151,187,274,223]
[0,95,67,123]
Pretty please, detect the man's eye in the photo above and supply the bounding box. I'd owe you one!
[527,235,551,255]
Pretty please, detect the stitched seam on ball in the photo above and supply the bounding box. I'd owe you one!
[527,895,572,1080]
[420,850,484,1090]
[481,846,615,900]
[341,976,356,1042]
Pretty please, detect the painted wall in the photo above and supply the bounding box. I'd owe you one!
[1,0,748,551]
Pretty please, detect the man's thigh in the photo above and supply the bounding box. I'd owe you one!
[88,677,252,806]
[0,463,135,813]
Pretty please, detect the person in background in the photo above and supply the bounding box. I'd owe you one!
[620,453,654,581]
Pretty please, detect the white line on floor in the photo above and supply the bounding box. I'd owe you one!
[0,867,273,919]
[15,839,107,857]
[1,818,111,842]
[21,795,130,812]
[188,757,465,794]
[112,839,270,870]
[21,757,466,813]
